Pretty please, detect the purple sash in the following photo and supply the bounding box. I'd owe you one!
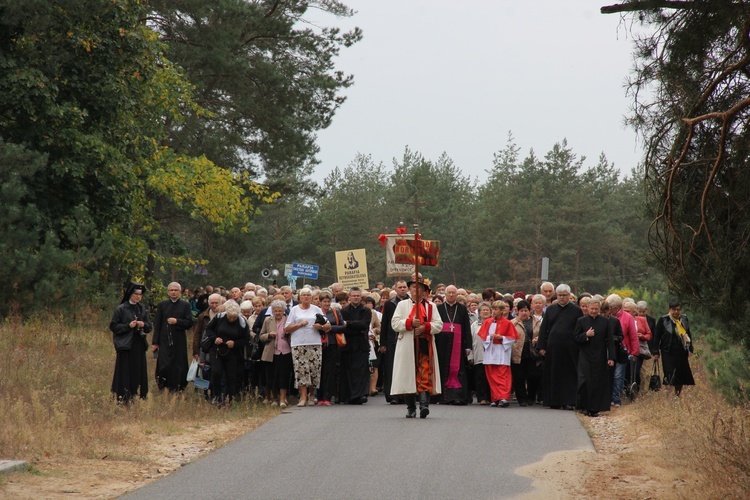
[441,322,463,389]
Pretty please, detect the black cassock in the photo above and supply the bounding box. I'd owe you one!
[538,302,583,407]
[153,298,193,391]
[340,303,372,403]
[379,295,406,402]
[574,315,615,412]
[435,302,473,404]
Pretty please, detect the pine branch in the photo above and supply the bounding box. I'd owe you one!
[600,1,700,14]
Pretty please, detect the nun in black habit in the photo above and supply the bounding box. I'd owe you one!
[109,282,152,403]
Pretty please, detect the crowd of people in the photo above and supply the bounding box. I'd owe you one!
[109,278,696,418]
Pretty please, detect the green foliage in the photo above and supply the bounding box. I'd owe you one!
[699,326,750,405]
[606,1,750,401]
[613,1,750,340]
[0,140,113,315]
[0,0,301,313]
[193,139,653,295]
[471,135,648,293]
[149,0,362,185]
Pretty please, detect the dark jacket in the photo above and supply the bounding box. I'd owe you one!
[204,313,251,358]
[653,314,693,355]
[341,303,372,353]
[152,299,193,347]
[109,302,152,351]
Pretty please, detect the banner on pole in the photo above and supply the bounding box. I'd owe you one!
[385,234,414,277]
[385,235,440,276]
[335,249,369,289]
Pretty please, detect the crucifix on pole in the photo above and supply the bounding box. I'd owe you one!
[405,193,426,304]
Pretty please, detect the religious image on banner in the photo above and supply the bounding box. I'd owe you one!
[384,234,415,277]
[336,249,369,289]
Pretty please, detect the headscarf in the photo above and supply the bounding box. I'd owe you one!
[121,281,146,304]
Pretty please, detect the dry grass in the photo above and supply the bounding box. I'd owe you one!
[634,354,750,498]
[572,352,750,499]
[0,311,278,496]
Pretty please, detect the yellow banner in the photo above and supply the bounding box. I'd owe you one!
[335,249,369,289]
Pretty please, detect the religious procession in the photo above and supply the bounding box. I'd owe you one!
[110,277,694,420]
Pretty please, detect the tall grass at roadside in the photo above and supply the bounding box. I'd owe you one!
[0,311,277,462]
[635,348,750,497]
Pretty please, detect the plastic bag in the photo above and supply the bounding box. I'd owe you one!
[186,359,198,382]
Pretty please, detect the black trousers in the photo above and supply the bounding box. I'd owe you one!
[211,353,243,401]
[473,363,490,403]
[320,343,340,401]
[511,358,541,404]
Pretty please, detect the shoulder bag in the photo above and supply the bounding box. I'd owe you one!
[638,340,652,359]
[649,362,662,391]
[332,309,347,348]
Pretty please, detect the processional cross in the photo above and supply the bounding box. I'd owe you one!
[405,194,426,305]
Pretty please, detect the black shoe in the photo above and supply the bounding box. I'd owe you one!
[550,405,561,409]
[405,395,417,418]
[563,405,575,411]
[419,391,430,418]
[519,401,528,407]
[589,411,600,418]
[582,409,590,416]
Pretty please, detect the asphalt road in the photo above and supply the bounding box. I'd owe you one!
[124,398,593,500]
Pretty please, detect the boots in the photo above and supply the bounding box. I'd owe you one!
[405,395,417,418]
[419,391,430,418]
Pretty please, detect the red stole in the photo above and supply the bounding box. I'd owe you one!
[405,299,432,334]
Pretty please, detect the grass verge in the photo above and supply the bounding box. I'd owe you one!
[0,312,278,498]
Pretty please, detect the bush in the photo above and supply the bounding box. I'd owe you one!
[700,326,750,405]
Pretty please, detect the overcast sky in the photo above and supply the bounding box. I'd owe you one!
[309,0,643,183]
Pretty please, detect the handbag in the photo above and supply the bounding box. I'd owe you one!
[649,362,662,391]
[249,334,262,361]
[638,340,652,360]
[332,308,347,348]
[186,359,198,382]
[200,330,215,353]
[336,333,347,348]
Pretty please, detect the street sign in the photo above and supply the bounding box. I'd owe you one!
[291,262,319,280]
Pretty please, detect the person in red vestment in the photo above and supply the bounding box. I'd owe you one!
[477,301,518,407]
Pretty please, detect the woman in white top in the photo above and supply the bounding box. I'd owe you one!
[285,288,324,407]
